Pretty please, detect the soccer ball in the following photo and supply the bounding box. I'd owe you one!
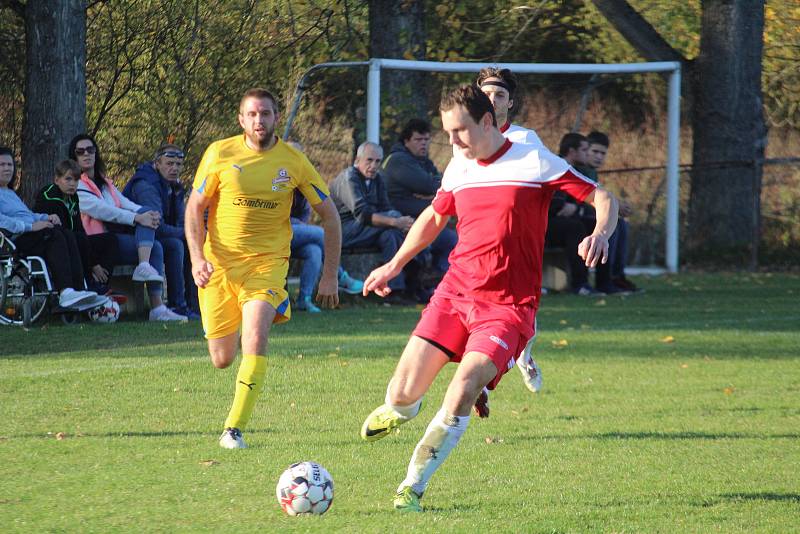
[276,461,334,516]
[88,299,120,323]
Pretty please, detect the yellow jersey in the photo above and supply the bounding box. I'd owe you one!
[193,135,329,268]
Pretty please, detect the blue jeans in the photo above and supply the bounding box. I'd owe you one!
[430,227,457,273]
[291,223,324,299]
[609,218,629,279]
[342,220,407,290]
[291,222,351,298]
[159,236,190,309]
[115,232,164,296]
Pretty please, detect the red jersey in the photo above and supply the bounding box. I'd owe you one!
[433,139,596,306]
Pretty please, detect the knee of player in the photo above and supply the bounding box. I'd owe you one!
[210,351,235,369]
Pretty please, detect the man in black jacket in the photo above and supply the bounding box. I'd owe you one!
[383,119,456,275]
[34,159,119,294]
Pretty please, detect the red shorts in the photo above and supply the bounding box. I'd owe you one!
[412,284,537,390]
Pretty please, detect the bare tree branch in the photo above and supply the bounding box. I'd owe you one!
[590,0,687,63]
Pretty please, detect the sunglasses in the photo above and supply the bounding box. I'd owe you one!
[157,150,185,159]
[74,146,97,156]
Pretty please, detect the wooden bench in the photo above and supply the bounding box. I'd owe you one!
[110,265,147,317]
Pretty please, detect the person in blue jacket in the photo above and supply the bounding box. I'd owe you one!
[123,143,199,319]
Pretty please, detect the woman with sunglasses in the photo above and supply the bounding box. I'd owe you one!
[70,134,186,322]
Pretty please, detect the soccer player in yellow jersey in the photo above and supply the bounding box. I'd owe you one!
[185,87,342,449]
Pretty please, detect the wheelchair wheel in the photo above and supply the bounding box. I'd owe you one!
[61,312,81,325]
[0,270,8,325]
[1,267,49,326]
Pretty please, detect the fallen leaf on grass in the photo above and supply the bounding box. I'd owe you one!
[484,436,504,444]
[680,364,689,369]
[199,460,219,467]
[661,336,675,343]
[552,339,569,348]
[723,387,735,395]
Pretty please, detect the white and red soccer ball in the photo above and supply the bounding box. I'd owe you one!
[88,299,121,323]
[276,461,334,516]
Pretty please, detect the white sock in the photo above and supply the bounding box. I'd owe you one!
[399,407,470,496]
[385,379,422,420]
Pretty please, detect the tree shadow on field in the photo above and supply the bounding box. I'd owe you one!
[10,428,275,440]
[0,322,204,358]
[701,492,800,506]
[517,430,800,442]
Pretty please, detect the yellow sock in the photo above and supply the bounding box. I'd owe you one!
[224,354,267,430]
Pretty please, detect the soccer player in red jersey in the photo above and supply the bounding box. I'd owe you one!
[360,85,618,512]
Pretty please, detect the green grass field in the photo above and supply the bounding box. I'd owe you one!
[2,273,798,533]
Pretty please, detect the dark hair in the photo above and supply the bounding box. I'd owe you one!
[55,159,82,180]
[587,131,610,148]
[399,119,431,142]
[558,133,587,157]
[239,87,279,113]
[68,133,107,189]
[476,67,518,99]
[0,146,17,188]
[439,85,496,127]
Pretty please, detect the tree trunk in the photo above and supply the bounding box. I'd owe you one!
[687,0,766,267]
[367,0,427,147]
[591,0,766,268]
[19,0,86,204]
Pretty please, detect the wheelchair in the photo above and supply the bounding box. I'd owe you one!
[0,230,82,327]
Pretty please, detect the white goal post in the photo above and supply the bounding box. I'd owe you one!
[285,58,682,272]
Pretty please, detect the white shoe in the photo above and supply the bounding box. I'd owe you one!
[516,338,543,393]
[149,304,188,322]
[219,427,247,449]
[75,295,113,312]
[59,288,98,309]
[132,262,164,282]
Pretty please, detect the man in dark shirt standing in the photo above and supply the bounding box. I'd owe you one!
[383,119,456,276]
[330,141,423,302]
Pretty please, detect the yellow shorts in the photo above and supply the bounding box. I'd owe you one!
[199,258,291,339]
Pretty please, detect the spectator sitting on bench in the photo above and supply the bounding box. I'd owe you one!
[382,118,456,278]
[552,133,596,295]
[585,131,638,293]
[70,133,187,322]
[0,147,105,310]
[330,141,426,304]
[122,143,200,320]
[33,159,120,297]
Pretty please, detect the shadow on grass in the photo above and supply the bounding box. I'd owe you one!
[519,431,800,441]
[702,492,800,506]
[8,428,275,440]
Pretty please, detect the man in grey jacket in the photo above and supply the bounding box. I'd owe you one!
[330,142,425,303]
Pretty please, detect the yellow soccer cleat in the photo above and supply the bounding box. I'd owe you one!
[360,404,407,442]
[393,487,422,513]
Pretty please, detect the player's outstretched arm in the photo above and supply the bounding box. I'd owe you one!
[363,206,449,297]
[312,198,341,309]
[185,190,214,288]
[578,187,619,268]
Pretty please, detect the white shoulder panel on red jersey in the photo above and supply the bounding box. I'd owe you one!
[443,141,595,193]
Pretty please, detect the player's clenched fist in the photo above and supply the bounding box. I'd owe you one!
[192,259,214,288]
